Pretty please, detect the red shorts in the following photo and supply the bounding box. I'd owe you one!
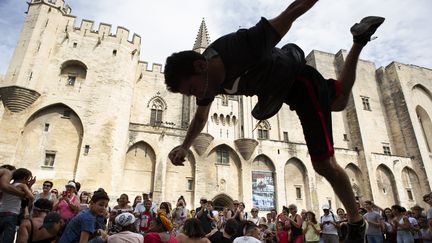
[286,65,340,162]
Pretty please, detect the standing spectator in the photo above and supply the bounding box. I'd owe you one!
[176,218,211,243]
[266,212,276,232]
[195,197,213,234]
[382,207,397,243]
[107,212,143,243]
[58,189,110,243]
[79,191,91,211]
[134,199,155,234]
[424,193,432,233]
[172,196,189,234]
[363,200,383,243]
[159,202,172,219]
[0,168,34,243]
[110,194,133,233]
[336,208,348,243]
[16,198,55,243]
[419,216,432,243]
[206,201,219,229]
[302,211,321,243]
[392,205,415,243]
[229,200,240,219]
[411,205,426,243]
[249,207,261,225]
[144,210,177,243]
[53,181,80,224]
[132,196,142,211]
[0,165,29,198]
[208,218,238,243]
[50,189,59,201]
[319,204,339,243]
[143,192,157,214]
[277,206,290,227]
[35,180,55,203]
[276,221,290,243]
[288,204,304,243]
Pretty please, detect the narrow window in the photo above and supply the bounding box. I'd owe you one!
[44,151,56,167]
[343,134,349,141]
[283,132,289,142]
[73,42,77,48]
[44,123,50,132]
[361,96,371,111]
[150,108,163,126]
[258,128,269,140]
[112,50,117,56]
[187,178,194,191]
[67,75,76,86]
[407,189,413,200]
[84,145,90,155]
[295,187,302,199]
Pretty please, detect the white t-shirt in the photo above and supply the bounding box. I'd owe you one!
[233,236,261,243]
[107,231,144,243]
[427,208,432,220]
[320,213,339,235]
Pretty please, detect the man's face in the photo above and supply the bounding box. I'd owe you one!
[323,209,329,215]
[178,74,209,99]
[142,194,149,201]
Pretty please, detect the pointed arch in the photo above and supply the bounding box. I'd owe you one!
[284,157,311,210]
[412,84,432,101]
[212,193,234,211]
[121,141,156,195]
[345,163,365,197]
[376,164,399,205]
[15,103,84,179]
[416,106,432,152]
[252,154,276,171]
[252,154,276,210]
[401,166,422,204]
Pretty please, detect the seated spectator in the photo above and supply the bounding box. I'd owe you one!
[108,212,143,243]
[234,221,261,243]
[144,210,177,243]
[176,218,210,243]
[58,189,110,243]
[208,218,238,243]
[16,198,55,243]
[39,212,66,242]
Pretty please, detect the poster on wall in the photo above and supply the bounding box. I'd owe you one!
[252,171,275,211]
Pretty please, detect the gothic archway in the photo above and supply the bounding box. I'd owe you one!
[212,193,234,211]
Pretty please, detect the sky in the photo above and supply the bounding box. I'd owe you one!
[1,0,431,75]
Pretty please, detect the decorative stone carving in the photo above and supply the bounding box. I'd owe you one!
[235,138,258,160]
[192,133,214,156]
[0,86,40,113]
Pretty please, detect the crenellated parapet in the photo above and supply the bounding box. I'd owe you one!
[65,19,141,49]
[138,61,164,75]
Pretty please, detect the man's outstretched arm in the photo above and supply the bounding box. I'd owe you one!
[168,104,211,165]
[269,0,318,37]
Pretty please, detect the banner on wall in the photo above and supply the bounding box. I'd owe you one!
[251,171,275,211]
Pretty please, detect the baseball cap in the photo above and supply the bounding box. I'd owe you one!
[65,181,76,189]
[322,204,330,210]
[115,212,136,227]
[39,212,61,230]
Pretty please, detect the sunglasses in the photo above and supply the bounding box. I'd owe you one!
[252,210,258,213]
[51,190,58,194]
[43,184,51,188]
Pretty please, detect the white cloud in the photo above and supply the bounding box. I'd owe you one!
[1,0,431,74]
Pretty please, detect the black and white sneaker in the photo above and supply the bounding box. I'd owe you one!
[350,16,385,46]
[345,219,368,243]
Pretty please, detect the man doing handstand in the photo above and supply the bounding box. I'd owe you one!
[164,0,384,242]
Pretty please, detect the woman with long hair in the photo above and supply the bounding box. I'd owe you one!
[172,196,189,234]
[302,211,321,243]
[336,208,348,243]
[382,207,397,243]
[79,191,90,211]
[176,218,211,243]
[392,205,415,243]
[132,195,142,210]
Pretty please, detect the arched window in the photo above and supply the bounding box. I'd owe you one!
[257,120,270,140]
[150,98,165,126]
[60,60,87,86]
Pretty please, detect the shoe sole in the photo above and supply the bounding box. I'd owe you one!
[351,16,385,36]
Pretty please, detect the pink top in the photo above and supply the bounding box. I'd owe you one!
[144,232,177,243]
[57,194,79,220]
[277,230,289,243]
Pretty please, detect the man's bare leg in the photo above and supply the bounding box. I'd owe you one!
[312,156,362,223]
[331,43,363,111]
